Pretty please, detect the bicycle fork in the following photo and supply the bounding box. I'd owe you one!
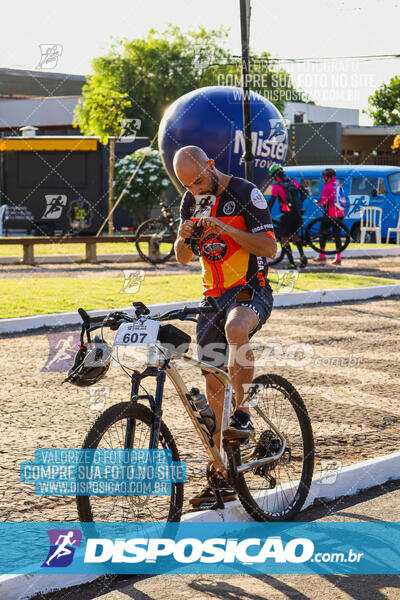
[124,369,165,450]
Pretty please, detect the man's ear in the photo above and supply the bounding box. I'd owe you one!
[206,159,215,169]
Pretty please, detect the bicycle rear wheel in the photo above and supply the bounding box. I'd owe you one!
[76,402,183,522]
[268,220,285,266]
[135,218,177,264]
[230,374,314,521]
[305,217,351,255]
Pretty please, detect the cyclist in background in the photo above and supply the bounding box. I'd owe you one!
[313,168,346,266]
[269,164,308,270]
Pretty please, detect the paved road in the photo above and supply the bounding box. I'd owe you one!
[34,480,400,600]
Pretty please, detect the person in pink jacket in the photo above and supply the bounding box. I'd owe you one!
[313,168,346,265]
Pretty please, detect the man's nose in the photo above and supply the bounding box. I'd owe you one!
[190,186,202,196]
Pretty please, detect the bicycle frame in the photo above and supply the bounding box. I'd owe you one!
[126,347,287,481]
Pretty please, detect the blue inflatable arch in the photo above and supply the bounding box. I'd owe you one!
[158,85,288,193]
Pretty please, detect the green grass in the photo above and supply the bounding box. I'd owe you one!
[0,273,397,319]
[0,275,203,318]
[269,272,397,292]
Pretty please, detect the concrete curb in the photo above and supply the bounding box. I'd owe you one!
[272,283,400,307]
[294,246,400,259]
[0,300,200,334]
[2,451,399,599]
[1,285,400,334]
[0,254,141,265]
[182,450,400,523]
[0,574,98,600]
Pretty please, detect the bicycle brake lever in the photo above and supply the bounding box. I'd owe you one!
[206,296,219,311]
[104,311,133,330]
[78,308,90,327]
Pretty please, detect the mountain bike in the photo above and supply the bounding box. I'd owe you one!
[135,201,180,264]
[74,299,314,523]
[269,215,352,267]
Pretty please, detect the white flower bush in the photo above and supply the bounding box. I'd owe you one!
[114,147,173,222]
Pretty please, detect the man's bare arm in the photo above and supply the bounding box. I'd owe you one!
[223,228,277,258]
[174,219,195,265]
[174,236,194,265]
[197,217,277,258]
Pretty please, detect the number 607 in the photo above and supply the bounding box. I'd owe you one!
[123,332,147,344]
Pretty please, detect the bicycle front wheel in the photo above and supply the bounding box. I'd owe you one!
[231,374,314,521]
[305,217,351,255]
[76,402,183,523]
[135,218,177,264]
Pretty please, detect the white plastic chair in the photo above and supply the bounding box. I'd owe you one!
[386,211,400,244]
[360,206,382,244]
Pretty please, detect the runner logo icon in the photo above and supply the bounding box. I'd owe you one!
[42,529,82,568]
[42,195,67,219]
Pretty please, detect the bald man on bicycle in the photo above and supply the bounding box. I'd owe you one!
[173,145,276,506]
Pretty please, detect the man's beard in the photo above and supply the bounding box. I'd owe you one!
[208,169,219,195]
[196,168,219,196]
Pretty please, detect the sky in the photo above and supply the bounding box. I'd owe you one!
[1,0,399,125]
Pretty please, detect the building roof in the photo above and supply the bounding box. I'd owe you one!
[0,96,81,129]
[343,125,400,135]
[0,68,86,97]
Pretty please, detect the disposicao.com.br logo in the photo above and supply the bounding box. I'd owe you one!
[83,536,363,566]
[2,522,391,576]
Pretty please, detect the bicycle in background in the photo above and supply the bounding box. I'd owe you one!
[135,200,180,264]
[269,215,351,266]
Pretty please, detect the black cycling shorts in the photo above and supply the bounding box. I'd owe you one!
[196,283,273,373]
[280,211,302,238]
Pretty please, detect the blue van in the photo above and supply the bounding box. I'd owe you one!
[266,165,400,242]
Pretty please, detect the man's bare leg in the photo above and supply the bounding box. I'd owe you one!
[225,305,259,415]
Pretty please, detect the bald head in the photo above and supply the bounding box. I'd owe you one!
[173,145,219,196]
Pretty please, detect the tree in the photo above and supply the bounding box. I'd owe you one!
[366,75,400,125]
[392,134,400,151]
[114,148,174,224]
[75,26,308,230]
[77,26,307,139]
[216,51,311,113]
[73,85,131,235]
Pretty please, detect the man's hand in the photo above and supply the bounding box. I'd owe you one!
[197,216,229,235]
[178,219,196,240]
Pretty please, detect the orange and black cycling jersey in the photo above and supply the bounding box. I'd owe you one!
[180,176,275,298]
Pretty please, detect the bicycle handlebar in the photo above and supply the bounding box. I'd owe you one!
[77,296,218,331]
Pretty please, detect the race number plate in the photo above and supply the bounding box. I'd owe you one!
[113,319,160,347]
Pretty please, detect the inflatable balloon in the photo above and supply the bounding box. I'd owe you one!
[158,85,288,192]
